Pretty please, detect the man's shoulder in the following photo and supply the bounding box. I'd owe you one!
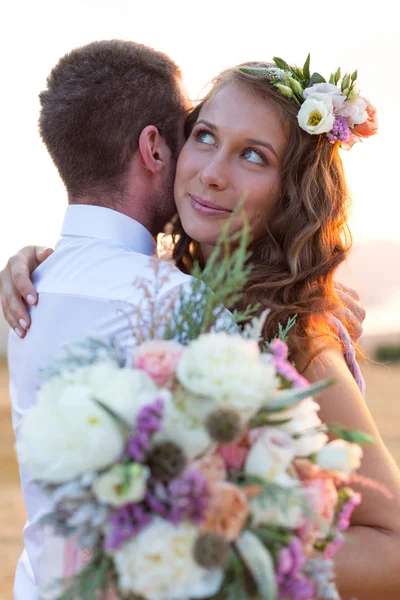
[33,239,193,302]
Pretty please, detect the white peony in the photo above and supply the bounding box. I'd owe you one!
[114,518,223,600]
[177,333,278,419]
[317,439,363,477]
[155,388,213,459]
[37,364,159,426]
[92,463,150,507]
[297,95,335,135]
[336,96,368,127]
[82,363,158,425]
[17,384,124,483]
[268,398,328,457]
[245,428,297,487]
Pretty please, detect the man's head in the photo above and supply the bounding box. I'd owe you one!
[39,40,188,233]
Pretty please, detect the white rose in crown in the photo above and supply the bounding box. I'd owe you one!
[177,333,278,418]
[92,463,150,507]
[317,439,363,476]
[17,384,124,483]
[297,94,335,135]
[268,398,328,457]
[114,518,223,600]
[245,427,298,487]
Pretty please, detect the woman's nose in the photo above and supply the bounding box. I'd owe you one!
[199,155,229,190]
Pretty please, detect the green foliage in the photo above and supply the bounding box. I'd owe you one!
[273,56,290,70]
[326,423,377,445]
[375,344,400,363]
[265,315,297,351]
[164,206,259,343]
[303,53,311,81]
[56,549,114,600]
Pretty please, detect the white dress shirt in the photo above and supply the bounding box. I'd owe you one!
[8,204,196,599]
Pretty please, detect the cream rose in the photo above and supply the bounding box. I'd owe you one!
[114,518,223,600]
[297,95,335,135]
[17,384,124,483]
[337,95,368,127]
[268,398,328,457]
[245,428,297,487]
[317,440,363,476]
[92,463,150,507]
[177,333,278,419]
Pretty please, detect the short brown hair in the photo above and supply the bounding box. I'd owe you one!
[39,40,186,199]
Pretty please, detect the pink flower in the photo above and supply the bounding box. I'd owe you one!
[195,452,227,483]
[354,99,378,138]
[298,477,338,549]
[132,340,183,387]
[217,432,251,471]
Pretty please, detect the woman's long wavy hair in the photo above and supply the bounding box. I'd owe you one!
[171,64,355,357]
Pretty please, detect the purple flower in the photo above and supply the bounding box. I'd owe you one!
[277,537,305,585]
[274,358,309,389]
[327,116,351,143]
[123,397,165,461]
[337,492,362,532]
[103,503,152,551]
[269,339,289,360]
[146,468,209,525]
[279,574,316,600]
[325,532,344,559]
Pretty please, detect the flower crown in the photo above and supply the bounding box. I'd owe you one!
[240,55,378,150]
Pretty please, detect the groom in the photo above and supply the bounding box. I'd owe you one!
[5,39,199,600]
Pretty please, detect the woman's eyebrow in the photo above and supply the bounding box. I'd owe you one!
[246,137,278,159]
[195,119,217,131]
[195,119,279,159]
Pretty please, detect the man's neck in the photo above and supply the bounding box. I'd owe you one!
[68,196,158,236]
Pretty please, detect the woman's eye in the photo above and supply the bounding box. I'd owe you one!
[195,129,216,145]
[242,148,266,165]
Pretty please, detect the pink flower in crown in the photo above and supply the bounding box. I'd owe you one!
[298,477,338,549]
[132,340,183,387]
[354,99,378,138]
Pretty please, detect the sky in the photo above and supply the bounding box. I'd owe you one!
[1,0,399,334]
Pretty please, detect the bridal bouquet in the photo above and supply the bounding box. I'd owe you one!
[16,219,374,600]
[17,328,373,600]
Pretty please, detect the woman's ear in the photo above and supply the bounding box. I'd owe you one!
[138,125,171,174]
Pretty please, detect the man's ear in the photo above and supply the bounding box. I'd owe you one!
[138,125,171,174]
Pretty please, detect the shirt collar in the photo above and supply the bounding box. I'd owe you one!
[61,204,156,256]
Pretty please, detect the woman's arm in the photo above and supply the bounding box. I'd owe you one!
[303,348,400,600]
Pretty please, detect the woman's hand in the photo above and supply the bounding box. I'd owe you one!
[0,246,53,338]
[333,281,366,342]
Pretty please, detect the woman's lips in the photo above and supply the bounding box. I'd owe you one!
[189,194,232,217]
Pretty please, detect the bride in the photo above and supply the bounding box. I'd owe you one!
[2,50,400,598]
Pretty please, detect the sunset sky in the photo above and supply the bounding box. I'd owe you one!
[1,1,399,334]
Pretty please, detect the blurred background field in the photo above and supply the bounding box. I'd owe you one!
[1,345,400,599]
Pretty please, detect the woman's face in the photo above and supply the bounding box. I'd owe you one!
[174,81,289,249]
